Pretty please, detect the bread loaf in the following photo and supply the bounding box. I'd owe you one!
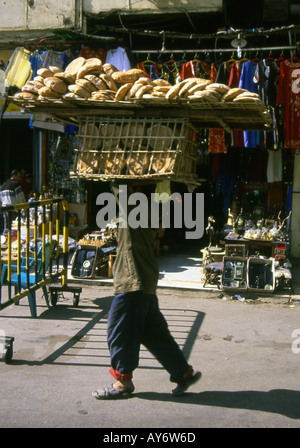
[44,77,68,94]
[102,63,119,76]
[68,84,91,98]
[75,78,97,93]
[54,72,76,85]
[114,83,134,101]
[38,86,61,98]
[49,66,63,74]
[135,84,153,98]
[126,153,150,175]
[84,74,107,90]
[37,68,54,78]
[65,57,86,77]
[222,88,247,101]
[152,79,172,87]
[76,58,103,79]
[99,74,118,92]
[112,71,139,84]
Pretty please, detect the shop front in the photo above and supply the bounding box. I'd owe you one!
[1,22,299,292]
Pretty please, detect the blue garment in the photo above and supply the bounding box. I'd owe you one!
[239,61,261,148]
[107,291,190,382]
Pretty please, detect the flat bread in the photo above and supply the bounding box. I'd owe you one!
[65,57,86,77]
[151,153,174,173]
[84,74,107,90]
[99,74,118,92]
[126,153,150,175]
[222,88,247,101]
[114,83,134,101]
[152,79,172,87]
[49,66,63,74]
[75,78,97,93]
[76,58,103,79]
[100,124,122,149]
[206,83,230,95]
[68,84,91,98]
[44,76,68,94]
[135,84,153,98]
[38,86,61,98]
[100,152,126,175]
[112,71,139,84]
[54,72,76,85]
[102,63,119,76]
[21,84,39,95]
[77,151,99,174]
[121,123,144,149]
[37,68,54,78]
[14,91,37,100]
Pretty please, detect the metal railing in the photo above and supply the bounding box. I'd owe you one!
[0,198,69,317]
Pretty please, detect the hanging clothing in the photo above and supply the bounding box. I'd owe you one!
[79,46,106,62]
[276,60,300,151]
[209,61,227,154]
[4,47,32,90]
[239,61,262,148]
[105,47,131,71]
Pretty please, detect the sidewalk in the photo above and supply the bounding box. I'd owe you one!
[67,252,299,297]
[0,254,300,428]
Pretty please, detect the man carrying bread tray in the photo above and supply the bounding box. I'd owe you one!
[92,181,201,400]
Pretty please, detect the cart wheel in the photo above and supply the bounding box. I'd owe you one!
[73,294,80,307]
[50,292,58,306]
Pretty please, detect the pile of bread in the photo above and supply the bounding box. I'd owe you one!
[13,56,264,107]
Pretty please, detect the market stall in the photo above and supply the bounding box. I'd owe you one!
[4,55,291,289]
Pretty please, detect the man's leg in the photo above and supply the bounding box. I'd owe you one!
[142,294,201,394]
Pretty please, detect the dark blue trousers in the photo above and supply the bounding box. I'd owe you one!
[107,291,190,383]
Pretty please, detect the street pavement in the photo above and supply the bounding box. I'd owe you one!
[1,280,300,429]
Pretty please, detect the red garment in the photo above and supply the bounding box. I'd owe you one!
[180,61,199,79]
[229,61,244,147]
[209,62,227,153]
[79,46,106,62]
[276,60,300,150]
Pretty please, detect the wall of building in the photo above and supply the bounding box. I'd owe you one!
[0,0,78,31]
[83,0,222,14]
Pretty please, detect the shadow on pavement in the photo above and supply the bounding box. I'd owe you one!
[134,389,300,419]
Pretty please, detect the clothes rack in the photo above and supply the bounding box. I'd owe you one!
[131,45,297,54]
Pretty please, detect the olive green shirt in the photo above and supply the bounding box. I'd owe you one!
[111,183,159,295]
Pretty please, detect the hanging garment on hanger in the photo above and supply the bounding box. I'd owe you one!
[180,60,198,79]
[42,50,65,70]
[105,47,131,71]
[276,59,300,151]
[239,61,263,149]
[4,47,32,90]
[79,46,106,62]
[209,62,227,154]
[228,61,245,147]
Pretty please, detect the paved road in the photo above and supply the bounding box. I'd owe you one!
[0,285,300,429]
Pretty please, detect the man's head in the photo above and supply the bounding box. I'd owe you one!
[10,169,21,182]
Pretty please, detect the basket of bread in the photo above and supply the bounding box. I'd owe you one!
[72,116,198,184]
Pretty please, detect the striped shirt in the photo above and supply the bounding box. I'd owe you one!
[0,178,26,207]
